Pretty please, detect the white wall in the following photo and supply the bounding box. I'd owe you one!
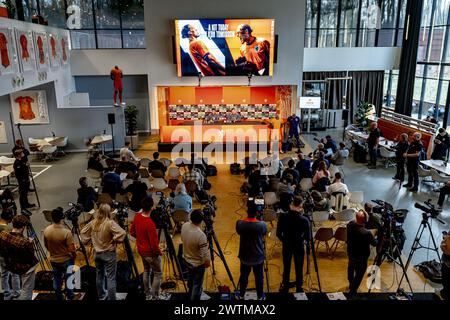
[0,18,74,106]
[303,47,402,72]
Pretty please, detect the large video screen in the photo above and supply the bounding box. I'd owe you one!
[175,19,275,77]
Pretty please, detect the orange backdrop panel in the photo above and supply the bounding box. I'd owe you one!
[168,87,196,105]
[195,87,223,104]
[223,87,251,104]
[250,87,276,104]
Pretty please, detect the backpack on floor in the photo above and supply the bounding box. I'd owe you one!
[34,270,54,291]
[230,163,241,175]
[206,165,217,177]
[414,260,442,284]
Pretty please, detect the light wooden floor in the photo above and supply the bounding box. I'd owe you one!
[119,135,438,295]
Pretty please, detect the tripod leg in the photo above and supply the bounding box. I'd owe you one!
[394,246,414,294]
[211,231,237,291]
[309,231,322,292]
[426,221,442,264]
[163,228,187,292]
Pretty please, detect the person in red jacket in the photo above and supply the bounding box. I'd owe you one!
[130,196,162,300]
[110,65,124,106]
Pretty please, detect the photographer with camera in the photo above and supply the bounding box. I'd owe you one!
[235,203,267,300]
[180,209,211,301]
[80,204,126,300]
[43,208,77,300]
[130,197,162,300]
[277,196,310,293]
[0,210,21,300]
[347,210,377,296]
[441,231,450,300]
[0,215,38,300]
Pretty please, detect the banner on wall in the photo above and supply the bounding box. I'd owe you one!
[0,27,19,76]
[299,96,321,109]
[10,90,50,124]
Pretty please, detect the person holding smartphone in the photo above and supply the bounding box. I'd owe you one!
[441,231,450,300]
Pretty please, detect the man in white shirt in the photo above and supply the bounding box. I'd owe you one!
[119,141,140,162]
[328,172,349,195]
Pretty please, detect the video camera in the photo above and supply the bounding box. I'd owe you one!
[247,196,264,220]
[414,200,440,218]
[150,191,172,230]
[64,202,83,222]
[113,201,129,226]
[202,195,217,228]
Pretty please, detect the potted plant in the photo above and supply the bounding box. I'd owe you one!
[124,104,139,148]
[354,101,374,130]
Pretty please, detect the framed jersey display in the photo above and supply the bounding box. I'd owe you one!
[47,32,60,69]
[15,29,36,73]
[33,31,49,71]
[10,90,50,124]
[60,35,70,66]
[0,28,19,76]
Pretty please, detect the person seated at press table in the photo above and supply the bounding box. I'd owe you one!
[119,141,140,163]
[330,142,349,166]
[311,190,330,212]
[295,152,312,180]
[148,152,167,174]
[312,161,331,192]
[347,210,377,296]
[88,151,105,173]
[102,166,122,199]
[77,177,98,212]
[281,159,300,185]
[277,195,310,293]
[393,133,409,182]
[117,156,138,175]
[311,151,330,174]
[323,135,338,154]
[125,173,149,212]
[431,128,450,160]
[12,139,30,164]
[171,183,193,214]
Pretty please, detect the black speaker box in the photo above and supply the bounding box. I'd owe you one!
[108,113,116,124]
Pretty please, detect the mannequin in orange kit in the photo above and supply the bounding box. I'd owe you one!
[110,66,125,106]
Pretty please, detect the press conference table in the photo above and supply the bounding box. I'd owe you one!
[420,160,450,176]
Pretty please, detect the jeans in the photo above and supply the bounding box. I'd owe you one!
[0,259,21,300]
[406,161,419,189]
[51,260,75,300]
[438,185,450,207]
[395,159,405,181]
[94,251,117,300]
[141,255,162,299]
[281,245,305,291]
[187,264,205,301]
[18,265,37,300]
[348,257,368,295]
[238,262,264,299]
[368,146,377,166]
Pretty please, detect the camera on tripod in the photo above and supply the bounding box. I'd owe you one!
[150,191,172,230]
[202,195,217,229]
[64,202,83,222]
[414,200,440,218]
[113,201,129,226]
[247,196,264,219]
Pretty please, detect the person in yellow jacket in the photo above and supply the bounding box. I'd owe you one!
[265,115,284,154]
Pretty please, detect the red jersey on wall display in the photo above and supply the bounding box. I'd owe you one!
[0,32,10,68]
[37,36,45,64]
[19,34,30,61]
[50,36,56,57]
[15,96,36,120]
[61,38,67,61]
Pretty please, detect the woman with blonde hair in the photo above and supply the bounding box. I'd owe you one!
[81,203,126,300]
[172,183,193,213]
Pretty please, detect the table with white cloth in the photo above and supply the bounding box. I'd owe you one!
[420,160,450,176]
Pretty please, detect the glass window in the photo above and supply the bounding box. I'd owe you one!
[97,29,122,48]
[95,0,121,29]
[70,30,96,49]
[40,0,67,28]
[318,0,339,47]
[305,0,319,47]
[378,0,398,46]
[121,0,145,29]
[71,0,95,29]
[358,0,378,47]
[339,0,359,47]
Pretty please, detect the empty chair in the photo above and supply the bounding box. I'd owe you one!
[379,147,396,168]
[312,211,330,224]
[418,165,432,185]
[314,227,334,255]
[300,178,313,192]
[159,158,172,168]
[152,178,168,190]
[151,170,165,179]
[330,192,346,212]
[330,226,347,257]
[263,192,278,207]
[172,210,190,234]
[87,169,102,188]
[42,145,57,162]
[138,167,150,179]
[333,208,356,224]
[430,169,450,188]
[349,191,364,205]
[140,158,151,167]
[168,167,181,179]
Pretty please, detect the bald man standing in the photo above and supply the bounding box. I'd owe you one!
[346,210,377,296]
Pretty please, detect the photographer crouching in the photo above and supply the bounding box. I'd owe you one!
[441,231,450,300]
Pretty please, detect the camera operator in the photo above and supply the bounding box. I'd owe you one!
[441,231,450,300]
[277,196,310,293]
[235,203,267,300]
[0,215,38,300]
[346,210,377,296]
[0,210,20,300]
[43,208,77,300]
[80,204,126,300]
[77,177,98,212]
[130,197,162,300]
[13,150,36,210]
[180,209,211,301]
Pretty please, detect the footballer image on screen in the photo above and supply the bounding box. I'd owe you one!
[175,19,275,77]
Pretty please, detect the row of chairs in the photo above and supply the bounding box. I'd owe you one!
[418,165,450,190]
